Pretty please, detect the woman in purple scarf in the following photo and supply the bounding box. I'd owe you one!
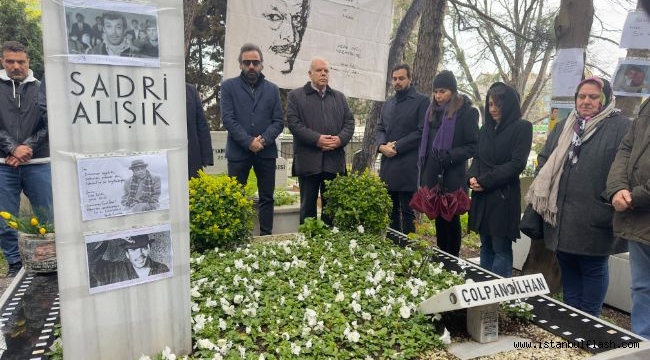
[418,70,479,256]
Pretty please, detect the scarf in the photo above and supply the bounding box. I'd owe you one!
[103,34,132,56]
[417,103,458,167]
[525,99,616,226]
[123,170,156,207]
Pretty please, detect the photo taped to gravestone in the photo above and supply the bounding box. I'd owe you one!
[85,224,173,294]
[63,0,160,67]
[77,152,170,221]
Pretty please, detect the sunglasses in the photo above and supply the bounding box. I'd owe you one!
[241,60,261,66]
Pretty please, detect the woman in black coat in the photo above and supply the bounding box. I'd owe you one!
[418,70,479,256]
[467,82,532,277]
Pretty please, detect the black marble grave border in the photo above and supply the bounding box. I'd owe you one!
[386,228,645,354]
[0,271,60,360]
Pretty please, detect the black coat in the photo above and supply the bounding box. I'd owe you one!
[541,113,630,255]
[186,84,213,178]
[467,83,532,239]
[375,86,430,191]
[420,95,479,192]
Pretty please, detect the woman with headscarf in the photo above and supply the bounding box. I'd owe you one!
[527,77,630,316]
[467,82,532,278]
[417,70,479,256]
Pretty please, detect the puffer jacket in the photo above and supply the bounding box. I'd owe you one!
[606,98,650,245]
[0,69,48,160]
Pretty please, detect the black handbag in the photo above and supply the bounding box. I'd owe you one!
[519,204,544,239]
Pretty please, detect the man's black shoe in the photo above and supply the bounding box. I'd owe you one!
[6,262,22,277]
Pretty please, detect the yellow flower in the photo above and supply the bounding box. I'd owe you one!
[31,217,39,226]
[39,227,46,235]
[8,221,18,229]
[0,211,11,220]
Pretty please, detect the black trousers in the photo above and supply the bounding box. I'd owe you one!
[435,214,462,256]
[388,190,415,234]
[298,172,337,225]
[228,156,276,235]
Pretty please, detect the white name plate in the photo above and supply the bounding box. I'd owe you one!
[419,273,549,314]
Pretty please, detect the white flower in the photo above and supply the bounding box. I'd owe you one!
[281,332,290,340]
[306,339,313,348]
[335,291,345,302]
[346,329,361,342]
[190,286,201,298]
[351,300,362,313]
[362,312,372,320]
[218,318,227,330]
[357,225,365,233]
[349,239,358,252]
[193,314,206,332]
[162,346,176,360]
[138,356,152,360]
[234,259,244,269]
[304,308,318,326]
[238,345,246,358]
[205,298,217,308]
[222,304,235,316]
[399,305,411,319]
[331,227,339,233]
[332,281,341,290]
[258,355,265,360]
[440,327,451,345]
[233,294,244,304]
[291,342,301,355]
[196,338,216,350]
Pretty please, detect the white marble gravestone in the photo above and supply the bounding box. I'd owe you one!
[41,0,190,359]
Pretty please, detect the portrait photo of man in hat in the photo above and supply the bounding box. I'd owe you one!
[87,233,170,289]
[121,159,161,213]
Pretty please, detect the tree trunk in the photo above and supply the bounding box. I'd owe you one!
[352,0,424,172]
[521,0,594,294]
[412,0,448,94]
[183,0,200,58]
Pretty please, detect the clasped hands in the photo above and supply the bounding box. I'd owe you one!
[317,135,342,151]
[378,141,397,158]
[249,135,265,153]
[6,144,32,167]
[468,177,484,192]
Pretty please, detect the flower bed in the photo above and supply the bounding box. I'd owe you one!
[188,230,464,359]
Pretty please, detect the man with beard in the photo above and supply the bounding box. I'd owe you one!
[0,41,52,277]
[88,234,169,287]
[220,43,284,235]
[375,64,429,234]
[262,0,311,74]
[121,159,161,213]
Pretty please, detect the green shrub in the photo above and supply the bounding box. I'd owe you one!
[189,171,255,252]
[323,170,392,235]
[274,189,299,206]
[298,217,330,238]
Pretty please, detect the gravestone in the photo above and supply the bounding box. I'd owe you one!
[419,274,549,343]
[41,0,191,358]
[204,131,227,175]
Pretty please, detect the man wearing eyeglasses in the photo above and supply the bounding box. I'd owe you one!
[220,43,284,235]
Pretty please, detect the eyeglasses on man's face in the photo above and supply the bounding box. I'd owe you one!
[241,60,261,67]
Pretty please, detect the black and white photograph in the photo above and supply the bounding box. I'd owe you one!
[77,153,170,221]
[85,224,173,294]
[612,59,650,97]
[63,0,159,67]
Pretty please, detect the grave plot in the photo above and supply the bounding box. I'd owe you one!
[0,272,59,359]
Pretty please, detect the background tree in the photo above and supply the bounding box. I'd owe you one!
[0,0,43,78]
[412,0,448,95]
[444,0,556,121]
[184,0,227,130]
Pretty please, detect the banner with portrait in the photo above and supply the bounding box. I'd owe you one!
[612,59,650,97]
[223,0,393,101]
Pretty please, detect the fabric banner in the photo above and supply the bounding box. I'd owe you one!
[223,0,393,101]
